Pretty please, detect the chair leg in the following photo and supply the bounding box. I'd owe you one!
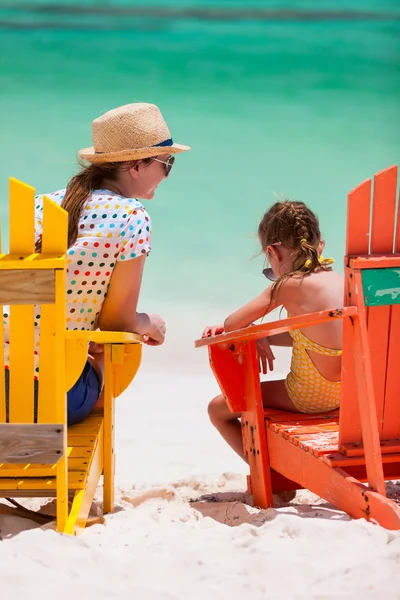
[241,342,274,508]
[103,345,115,514]
[56,456,68,533]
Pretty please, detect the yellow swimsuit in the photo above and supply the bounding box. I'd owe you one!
[285,328,342,414]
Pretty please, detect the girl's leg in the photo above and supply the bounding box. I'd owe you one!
[208,381,299,461]
[261,379,299,412]
[208,394,245,460]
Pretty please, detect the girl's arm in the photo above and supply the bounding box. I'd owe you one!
[268,332,293,346]
[224,286,279,332]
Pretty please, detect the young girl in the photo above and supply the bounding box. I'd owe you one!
[203,200,344,459]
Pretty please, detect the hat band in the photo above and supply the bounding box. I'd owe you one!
[152,138,173,147]
[94,137,174,155]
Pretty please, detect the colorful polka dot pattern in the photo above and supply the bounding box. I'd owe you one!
[3,188,152,378]
[285,327,342,414]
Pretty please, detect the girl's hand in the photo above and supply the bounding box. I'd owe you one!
[256,338,275,374]
[202,324,225,338]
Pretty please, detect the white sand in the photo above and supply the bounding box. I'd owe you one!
[1,329,400,599]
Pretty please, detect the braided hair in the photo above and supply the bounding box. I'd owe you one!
[258,200,329,300]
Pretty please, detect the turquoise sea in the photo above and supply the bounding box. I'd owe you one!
[1,1,399,333]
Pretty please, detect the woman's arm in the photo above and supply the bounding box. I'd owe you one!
[98,255,165,343]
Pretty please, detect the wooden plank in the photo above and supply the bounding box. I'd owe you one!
[352,276,386,494]
[9,179,35,254]
[291,431,339,456]
[346,177,371,256]
[323,452,400,468]
[279,423,339,440]
[8,305,35,423]
[382,304,400,439]
[265,409,339,422]
[349,255,400,269]
[103,344,116,513]
[371,165,397,253]
[362,268,400,306]
[0,255,64,269]
[68,435,98,447]
[0,424,64,463]
[366,305,390,438]
[195,307,357,348]
[341,439,400,457]
[0,470,85,491]
[41,195,68,255]
[339,267,362,446]
[268,418,339,435]
[0,457,91,477]
[0,270,55,304]
[240,340,274,508]
[38,269,66,424]
[66,330,142,344]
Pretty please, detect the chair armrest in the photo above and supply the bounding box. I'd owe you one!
[65,330,143,344]
[195,306,357,349]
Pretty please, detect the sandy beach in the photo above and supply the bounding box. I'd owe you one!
[1,331,400,600]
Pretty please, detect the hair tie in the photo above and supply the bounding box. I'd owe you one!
[319,256,335,266]
[304,259,312,268]
[300,238,307,244]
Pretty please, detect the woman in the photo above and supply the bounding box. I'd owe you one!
[5,102,190,424]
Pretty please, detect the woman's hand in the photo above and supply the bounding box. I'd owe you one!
[144,313,166,346]
[257,337,275,374]
[202,324,225,338]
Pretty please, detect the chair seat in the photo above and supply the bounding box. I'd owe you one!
[0,414,103,496]
[265,410,340,457]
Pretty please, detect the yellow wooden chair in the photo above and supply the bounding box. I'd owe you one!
[0,178,142,535]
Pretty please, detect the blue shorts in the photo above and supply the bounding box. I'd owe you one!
[5,360,101,426]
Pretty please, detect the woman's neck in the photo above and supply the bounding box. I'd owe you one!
[99,178,129,198]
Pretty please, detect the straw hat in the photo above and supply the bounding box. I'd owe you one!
[79,102,191,163]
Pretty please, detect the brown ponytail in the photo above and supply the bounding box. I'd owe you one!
[36,158,152,251]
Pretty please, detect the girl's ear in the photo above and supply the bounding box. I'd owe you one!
[267,245,281,263]
[318,239,325,255]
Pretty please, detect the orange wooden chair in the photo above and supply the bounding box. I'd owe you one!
[195,165,400,530]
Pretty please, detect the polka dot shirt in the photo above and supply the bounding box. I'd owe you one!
[3,188,152,378]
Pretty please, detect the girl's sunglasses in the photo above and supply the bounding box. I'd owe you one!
[262,267,277,282]
[152,156,175,177]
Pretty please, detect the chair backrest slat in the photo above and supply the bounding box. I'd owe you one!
[340,179,371,445]
[37,196,68,424]
[371,166,397,253]
[9,178,35,254]
[8,305,35,423]
[7,179,36,423]
[346,178,371,256]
